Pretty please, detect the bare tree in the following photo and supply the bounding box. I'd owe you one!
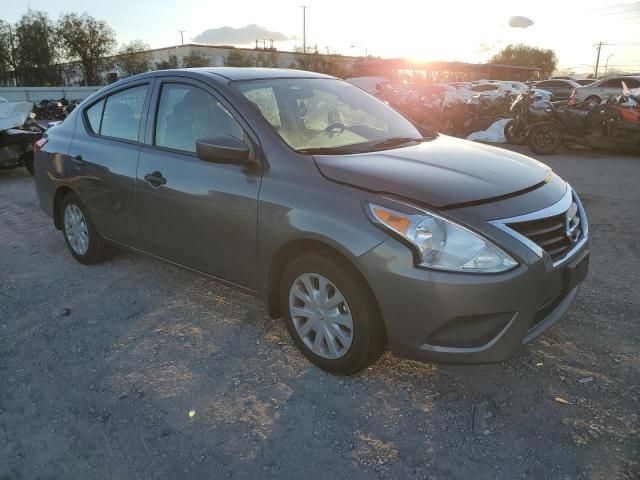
[117,40,152,77]
[57,13,116,85]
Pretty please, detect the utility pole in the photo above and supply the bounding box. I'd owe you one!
[594,41,602,79]
[178,30,186,45]
[300,5,307,54]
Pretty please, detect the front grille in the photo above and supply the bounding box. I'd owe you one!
[507,201,582,263]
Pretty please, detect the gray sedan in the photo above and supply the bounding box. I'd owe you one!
[33,68,590,374]
[534,79,582,100]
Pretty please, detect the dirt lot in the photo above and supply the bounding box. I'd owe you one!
[1,146,639,480]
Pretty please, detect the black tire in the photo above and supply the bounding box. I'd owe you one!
[585,95,601,106]
[59,192,108,265]
[279,252,386,375]
[527,123,562,155]
[23,150,34,175]
[504,119,527,145]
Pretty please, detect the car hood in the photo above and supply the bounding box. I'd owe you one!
[313,135,552,208]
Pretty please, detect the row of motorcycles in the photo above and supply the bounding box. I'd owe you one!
[374,85,513,137]
[33,98,82,120]
[504,84,640,155]
[375,81,640,155]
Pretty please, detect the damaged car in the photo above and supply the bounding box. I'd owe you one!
[34,68,590,375]
[0,101,45,175]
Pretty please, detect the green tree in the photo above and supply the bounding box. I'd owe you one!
[14,11,60,85]
[155,54,179,70]
[224,50,255,67]
[57,13,116,85]
[116,39,151,77]
[182,50,209,68]
[490,43,558,79]
[0,20,18,85]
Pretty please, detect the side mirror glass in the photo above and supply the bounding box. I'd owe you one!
[196,135,250,164]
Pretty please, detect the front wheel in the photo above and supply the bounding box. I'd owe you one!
[527,123,562,155]
[60,192,108,265]
[280,252,386,375]
[504,119,527,145]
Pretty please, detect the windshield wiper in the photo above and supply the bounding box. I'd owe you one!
[297,146,362,155]
[365,136,430,151]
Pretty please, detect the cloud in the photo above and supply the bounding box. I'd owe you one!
[476,42,495,54]
[508,16,534,28]
[192,24,290,45]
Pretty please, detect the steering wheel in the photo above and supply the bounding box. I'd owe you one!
[324,122,347,134]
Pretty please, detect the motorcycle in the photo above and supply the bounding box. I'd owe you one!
[34,98,69,120]
[503,90,553,145]
[526,85,640,155]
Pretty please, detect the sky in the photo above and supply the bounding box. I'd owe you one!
[4,0,640,74]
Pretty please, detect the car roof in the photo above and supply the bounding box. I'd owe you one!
[596,75,640,82]
[172,67,335,81]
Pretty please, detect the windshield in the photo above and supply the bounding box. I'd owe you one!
[234,78,424,153]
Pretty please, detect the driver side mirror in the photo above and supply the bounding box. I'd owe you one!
[196,135,250,164]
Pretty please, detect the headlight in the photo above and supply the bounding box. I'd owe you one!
[368,202,518,273]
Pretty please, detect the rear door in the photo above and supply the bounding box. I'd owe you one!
[135,77,262,288]
[69,81,153,246]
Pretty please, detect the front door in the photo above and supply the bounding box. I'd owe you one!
[135,79,262,289]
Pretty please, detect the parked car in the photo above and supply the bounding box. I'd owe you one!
[570,76,640,104]
[574,79,596,86]
[533,79,582,101]
[33,68,590,374]
[1,101,45,175]
[447,81,473,90]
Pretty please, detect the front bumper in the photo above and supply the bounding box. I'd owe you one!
[357,215,589,364]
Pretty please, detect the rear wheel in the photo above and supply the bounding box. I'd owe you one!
[585,95,601,106]
[280,252,386,375]
[504,119,527,145]
[527,123,562,155]
[60,192,108,265]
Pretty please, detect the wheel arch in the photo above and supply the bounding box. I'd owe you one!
[264,237,383,331]
[52,186,76,230]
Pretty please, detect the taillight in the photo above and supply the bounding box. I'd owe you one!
[570,88,577,97]
[34,137,48,153]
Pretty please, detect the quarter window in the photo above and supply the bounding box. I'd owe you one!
[85,99,105,133]
[100,85,148,141]
[154,83,244,153]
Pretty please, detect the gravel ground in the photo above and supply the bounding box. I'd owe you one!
[1,146,639,480]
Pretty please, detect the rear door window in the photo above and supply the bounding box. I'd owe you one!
[603,79,623,88]
[99,85,148,141]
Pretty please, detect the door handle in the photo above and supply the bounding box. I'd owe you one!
[144,171,167,188]
[72,154,85,166]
